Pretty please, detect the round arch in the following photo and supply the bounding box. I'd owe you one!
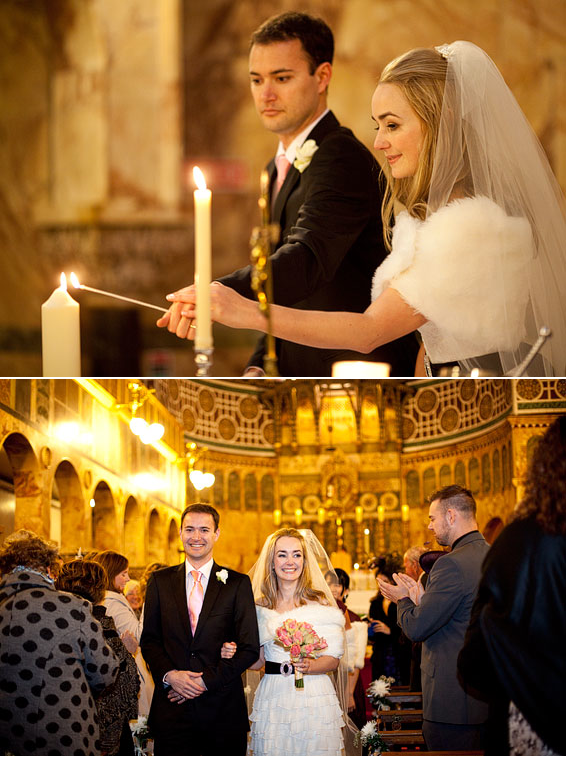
[53,460,84,556]
[167,518,180,565]
[148,508,163,563]
[123,496,144,567]
[1,432,42,537]
[91,480,116,550]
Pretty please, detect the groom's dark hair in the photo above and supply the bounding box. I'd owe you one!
[250,12,334,73]
[181,503,220,530]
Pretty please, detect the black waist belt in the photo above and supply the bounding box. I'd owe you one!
[265,660,294,676]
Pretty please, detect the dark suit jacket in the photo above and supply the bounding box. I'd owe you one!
[458,516,566,754]
[397,531,490,725]
[140,561,259,740]
[219,111,419,377]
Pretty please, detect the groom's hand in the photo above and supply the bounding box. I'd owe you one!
[167,669,206,699]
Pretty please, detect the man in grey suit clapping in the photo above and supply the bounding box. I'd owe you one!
[379,485,489,752]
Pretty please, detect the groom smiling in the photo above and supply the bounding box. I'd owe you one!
[140,504,259,755]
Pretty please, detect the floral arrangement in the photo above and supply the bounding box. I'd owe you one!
[367,675,395,710]
[216,569,228,584]
[294,139,318,173]
[275,618,328,689]
[355,719,388,755]
[129,716,151,756]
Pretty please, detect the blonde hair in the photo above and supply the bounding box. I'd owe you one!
[257,528,329,609]
[378,47,447,248]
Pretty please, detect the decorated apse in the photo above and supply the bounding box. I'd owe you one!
[154,378,566,570]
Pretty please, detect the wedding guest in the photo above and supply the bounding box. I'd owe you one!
[459,416,566,755]
[170,41,566,377]
[158,11,418,377]
[93,550,154,716]
[0,530,118,756]
[124,579,143,618]
[56,559,140,756]
[379,486,489,751]
[368,553,405,683]
[327,567,368,729]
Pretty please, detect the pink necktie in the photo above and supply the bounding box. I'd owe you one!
[188,570,203,634]
[274,154,291,195]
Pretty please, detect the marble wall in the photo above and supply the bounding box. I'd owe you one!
[1,0,564,376]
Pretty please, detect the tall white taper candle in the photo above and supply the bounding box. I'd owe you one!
[193,166,212,350]
[42,273,81,376]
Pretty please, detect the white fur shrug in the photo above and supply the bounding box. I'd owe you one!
[371,196,533,363]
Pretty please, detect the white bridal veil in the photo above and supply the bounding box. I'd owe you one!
[430,41,566,376]
[247,529,360,754]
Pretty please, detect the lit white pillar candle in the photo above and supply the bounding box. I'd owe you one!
[41,273,81,376]
[193,166,212,350]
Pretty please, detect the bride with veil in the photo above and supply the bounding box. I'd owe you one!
[167,41,566,377]
[222,528,358,756]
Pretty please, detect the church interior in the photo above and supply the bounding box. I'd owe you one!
[1,0,564,377]
[2,377,565,592]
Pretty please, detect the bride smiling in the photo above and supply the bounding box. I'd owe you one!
[240,528,353,756]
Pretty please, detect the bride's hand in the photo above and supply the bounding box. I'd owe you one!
[162,282,264,339]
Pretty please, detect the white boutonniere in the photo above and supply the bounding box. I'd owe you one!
[216,569,228,584]
[294,139,318,173]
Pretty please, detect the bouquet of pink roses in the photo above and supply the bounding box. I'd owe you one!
[275,618,328,689]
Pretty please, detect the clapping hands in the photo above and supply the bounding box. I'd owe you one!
[378,572,424,605]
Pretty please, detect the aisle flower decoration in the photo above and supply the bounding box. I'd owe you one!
[355,719,388,755]
[275,618,328,689]
[367,675,395,710]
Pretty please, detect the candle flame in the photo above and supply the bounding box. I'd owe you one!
[193,166,207,191]
[69,272,81,289]
[60,272,67,291]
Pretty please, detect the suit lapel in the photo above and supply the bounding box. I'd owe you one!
[272,165,300,222]
[270,110,341,224]
[172,562,192,639]
[193,560,222,639]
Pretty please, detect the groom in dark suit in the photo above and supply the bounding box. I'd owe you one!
[159,11,418,377]
[140,504,259,755]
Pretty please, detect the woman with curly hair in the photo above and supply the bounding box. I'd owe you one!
[56,560,140,756]
[458,415,566,755]
[0,531,118,756]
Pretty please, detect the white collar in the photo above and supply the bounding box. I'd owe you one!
[185,557,214,582]
[276,108,329,165]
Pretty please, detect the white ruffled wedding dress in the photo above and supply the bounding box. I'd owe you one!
[249,603,346,756]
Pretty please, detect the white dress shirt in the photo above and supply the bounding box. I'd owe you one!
[274,108,329,165]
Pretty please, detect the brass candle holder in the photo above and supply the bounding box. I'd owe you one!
[250,170,280,377]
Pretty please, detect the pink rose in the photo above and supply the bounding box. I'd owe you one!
[290,644,301,658]
[286,619,297,630]
[303,644,314,655]
[292,630,303,643]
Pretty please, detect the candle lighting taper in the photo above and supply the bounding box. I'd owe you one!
[69,273,169,313]
[250,170,280,377]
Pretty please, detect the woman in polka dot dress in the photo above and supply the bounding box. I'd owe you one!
[0,530,119,756]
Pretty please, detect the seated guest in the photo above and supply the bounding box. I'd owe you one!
[57,560,140,756]
[93,550,154,716]
[0,530,118,756]
[459,416,566,756]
